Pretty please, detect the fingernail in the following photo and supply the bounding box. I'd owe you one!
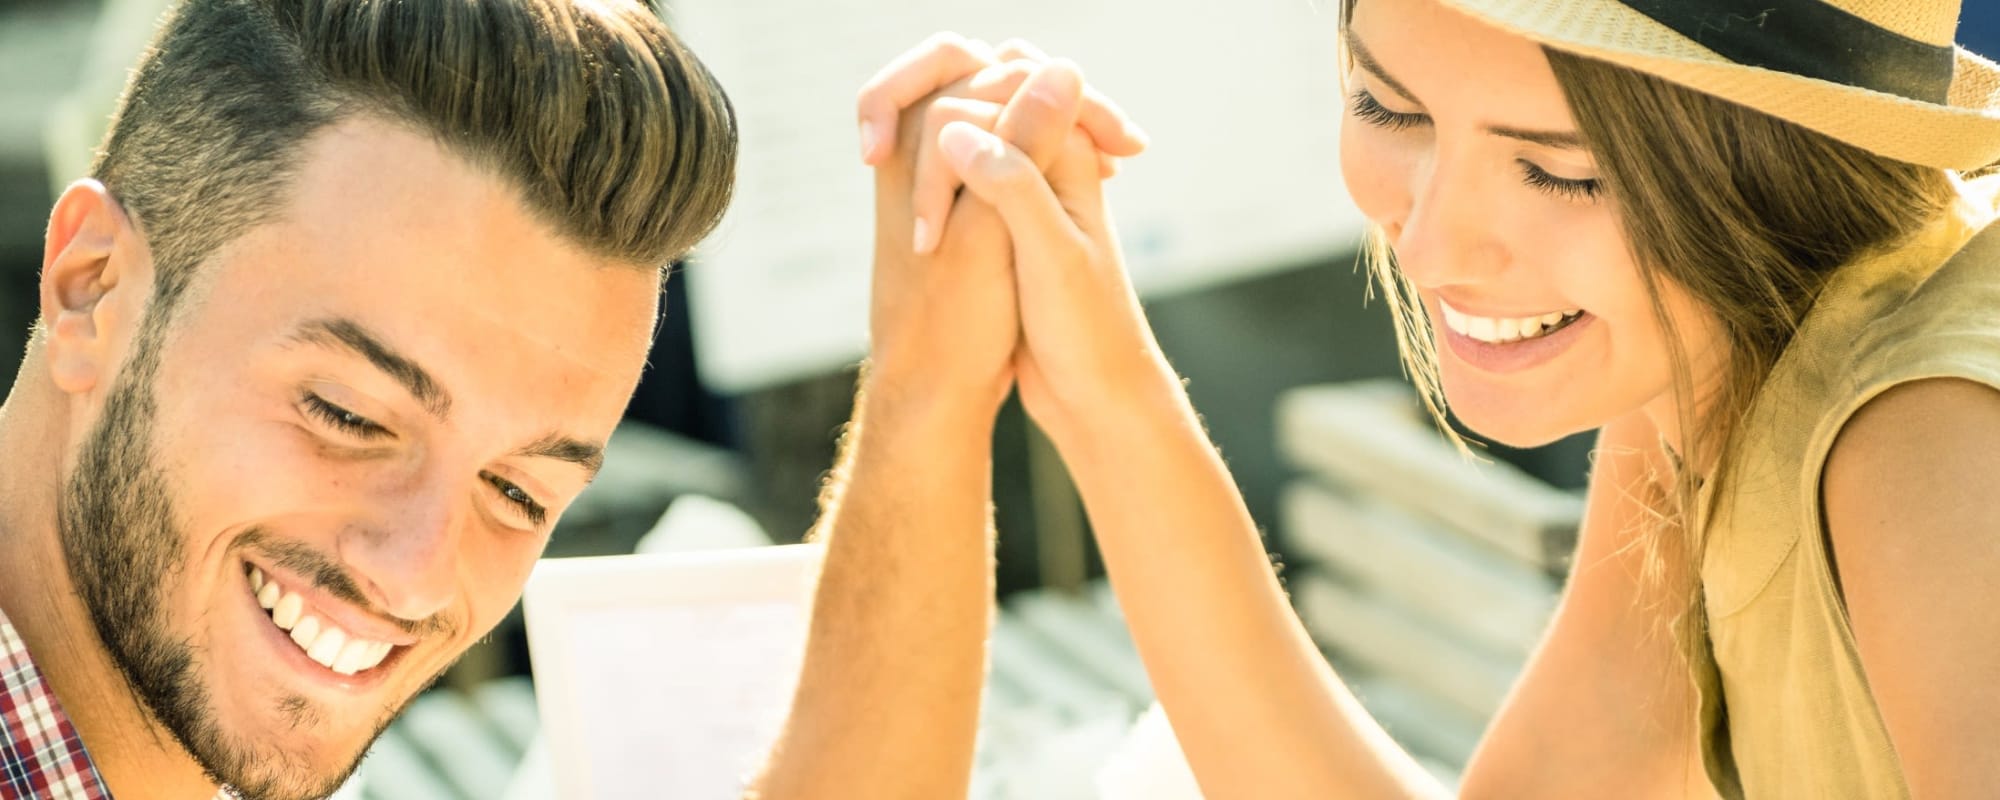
[912,218,932,254]
[939,123,984,170]
[1127,120,1151,148]
[859,121,878,161]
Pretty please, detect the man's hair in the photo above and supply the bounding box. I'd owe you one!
[91,0,737,321]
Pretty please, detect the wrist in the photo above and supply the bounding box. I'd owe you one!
[1031,354,1197,465]
[858,360,1008,444]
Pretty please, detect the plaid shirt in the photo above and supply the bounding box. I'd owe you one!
[0,607,232,800]
[0,606,108,800]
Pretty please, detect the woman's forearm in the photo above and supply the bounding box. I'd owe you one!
[1051,387,1444,799]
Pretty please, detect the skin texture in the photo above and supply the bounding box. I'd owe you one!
[4,116,659,799]
[786,0,2000,795]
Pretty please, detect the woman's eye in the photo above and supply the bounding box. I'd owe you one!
[1519,160,1603,202]
[484,472,548,528]
[303,393,389,439]
[1348,88,1430,132]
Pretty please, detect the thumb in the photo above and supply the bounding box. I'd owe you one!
[938,120,1088,264]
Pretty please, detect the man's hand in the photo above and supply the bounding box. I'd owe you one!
[862,34,1145,425]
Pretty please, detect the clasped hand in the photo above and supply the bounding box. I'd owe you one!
[859,34,1186,445]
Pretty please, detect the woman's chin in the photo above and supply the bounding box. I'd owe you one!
[1437,369,1593,449]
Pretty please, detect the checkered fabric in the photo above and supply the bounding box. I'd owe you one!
[0,607,109,800]
[0,607,235,800]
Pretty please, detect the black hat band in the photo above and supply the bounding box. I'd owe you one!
[1616,0,1956,103]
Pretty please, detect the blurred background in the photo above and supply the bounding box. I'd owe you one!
[3,0,1993,797]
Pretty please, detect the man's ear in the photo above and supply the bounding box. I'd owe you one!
[41,180,143,395]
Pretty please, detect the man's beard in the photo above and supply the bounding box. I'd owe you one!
[56,332,398,800]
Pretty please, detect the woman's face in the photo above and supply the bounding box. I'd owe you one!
[1341,0,1723,447]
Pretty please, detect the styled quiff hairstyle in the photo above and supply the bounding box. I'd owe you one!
[90,0,737,324]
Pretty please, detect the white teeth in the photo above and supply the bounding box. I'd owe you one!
[308,625,348,669]
[272,593,303,629]
[251,568,397,675]
[1439,299,1580,344]
[289,614,321,650]
[331,638,393,675]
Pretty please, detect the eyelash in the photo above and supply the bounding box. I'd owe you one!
[1348,89,1604,203]
[302,392,548,528]
[1348,88,1429,131]
[303,392,389,439]
[484,472,548,528]
[1520,161,1603,201]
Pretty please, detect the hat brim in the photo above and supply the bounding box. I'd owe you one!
[1437,0,2000,171]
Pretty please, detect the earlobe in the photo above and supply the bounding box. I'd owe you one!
[41,180,135,395]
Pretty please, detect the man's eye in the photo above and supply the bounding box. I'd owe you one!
[484,472,548,528]
[303,393,389,439]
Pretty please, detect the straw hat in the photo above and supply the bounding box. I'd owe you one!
[1436,0,2000,171]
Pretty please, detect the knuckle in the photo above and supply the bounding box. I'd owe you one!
[1062,127,1095,156]
[924,98,971,128]
[996,39,1038,60]
[925,31,969,53]
[985,153,1036,187]
[1048,57,1086,82]
[928,98,998,129]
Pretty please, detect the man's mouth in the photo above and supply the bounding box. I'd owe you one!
[250,566,397,676]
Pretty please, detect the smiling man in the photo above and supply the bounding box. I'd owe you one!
[0,1,734,798]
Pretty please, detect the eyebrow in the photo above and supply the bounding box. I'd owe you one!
[1344,31,1417,102]
[291,317,451,419]
[515,431,605,480]
[1488,125,1585,150]
[1345,30,1589,151]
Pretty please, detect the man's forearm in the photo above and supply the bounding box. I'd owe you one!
[751,377,998,799]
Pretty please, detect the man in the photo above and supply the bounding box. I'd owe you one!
[3,2,1149,798]
[0,1,735,797]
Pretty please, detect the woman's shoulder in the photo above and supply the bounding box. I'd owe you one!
[1792,215,2000,403]
[1702,216,2000,611]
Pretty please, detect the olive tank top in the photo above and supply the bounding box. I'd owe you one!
[1695,174,2000,798]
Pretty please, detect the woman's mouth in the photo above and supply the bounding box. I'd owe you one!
[1438,299,1585,344]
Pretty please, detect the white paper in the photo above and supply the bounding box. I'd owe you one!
[525,545,823,799]
[564,602,806,799]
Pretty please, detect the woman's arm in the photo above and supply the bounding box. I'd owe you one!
[1460,412,1719,799]
[941,119,1719,797]
[1824,377,2000,797]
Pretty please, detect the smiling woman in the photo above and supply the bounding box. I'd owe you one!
[1331,0,1979,795]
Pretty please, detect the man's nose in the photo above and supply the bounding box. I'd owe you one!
[337,478,464,626]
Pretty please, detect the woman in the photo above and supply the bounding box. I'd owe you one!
[762,0,2000,796]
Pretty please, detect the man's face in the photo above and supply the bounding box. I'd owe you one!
[59,116,660,800]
